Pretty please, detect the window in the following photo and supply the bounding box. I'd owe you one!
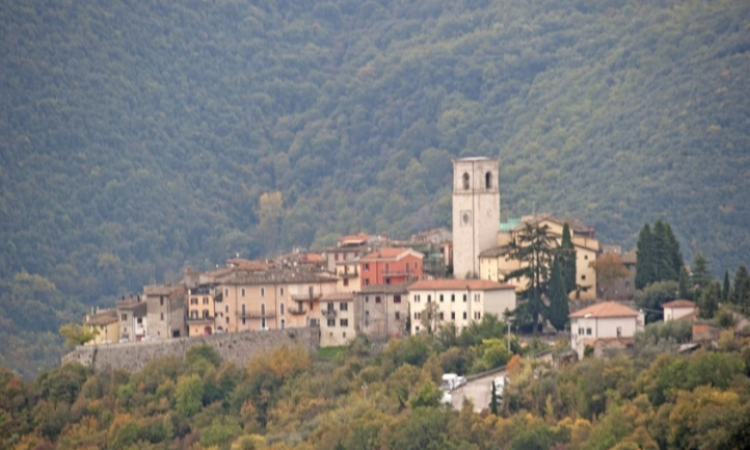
[241,288,245,297]
[578,327,584,335]
[190,298,198,305]
[309,286,314,296]
[225,288,229,297]
[160,296,164,306]
[327,318,336,327]
[121,314,127,321]
[451,294,455,302]
[584,254,588,260]
[586,328,592,335]
[427,295,432,303]
[343,332,346,338]
[415,326,420,332]
[463,294,467,302]
[617,326,622,337]
[440,294,444,302]
[462,172,470,190]
[385,278,391,284]
[191,311,198,318]
[385,263,390,272]
[160,312,164,321]
[474,312,482,320]
[225,305,229,313]
[226,317,229,324]
[203,310,210,319]
[364,263,370,271]
[474,294,480,302]
[261,317,266,329]
[203,297,209,305]
[414,312,421,320]
[439,312,444,320]
[485,171,492,189]
[413,295,419,303]
[340,302,348,311]
[335,253,339,261]
[281,319,285,329]
[393,295,402,304]
[261,287,265,297]
[376,296,382,304]
[340,319,348,327]
[280,287,285,296]
[395,312,401,320]
[365,311,370,326]
[343,278,349,286]
[280,303,285,315]
[581,275,586,281]
[463,312,467,320]
[406,262,410,271]
[451,312,455,320]
[365,279,370,286]
[261,303,266,316]
[365,296,369,303]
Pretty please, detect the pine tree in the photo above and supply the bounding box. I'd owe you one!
[546,257,569,332]
[678,266,692,300]
[635,223,655,290]
[722,269,731,303]
[732,265,750,313]
[559,223,577,295]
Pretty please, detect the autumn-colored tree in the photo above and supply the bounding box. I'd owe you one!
[589,253,630,300]
[59,323,98,347]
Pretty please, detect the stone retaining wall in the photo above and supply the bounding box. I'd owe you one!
[61,327,320,373]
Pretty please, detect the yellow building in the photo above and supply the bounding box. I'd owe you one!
[216,267,339,333]
[335,259,360,292]
[187,285,218,336]
[479,215,600,300]
[83,309,119,345]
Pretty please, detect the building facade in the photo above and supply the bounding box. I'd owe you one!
[359,248,424,288]
[320,292,358,347]
[356,283,411,340]
[662,299,698,321]
[83,309,120,345]
[116,295,148,342]
[145,284,187,339]
[569,301,644,359]
[408,279,516,334]
[452,157,501,279]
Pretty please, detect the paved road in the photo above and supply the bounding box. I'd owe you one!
[449,370,504,412]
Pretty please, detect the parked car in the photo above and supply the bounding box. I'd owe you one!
[441,373,468,391]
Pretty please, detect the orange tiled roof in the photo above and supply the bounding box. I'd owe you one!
[408,279,515,291]
[662,299,697,309]
[338,233,371,245]
[569,301,639,318]
[361,248,420,260]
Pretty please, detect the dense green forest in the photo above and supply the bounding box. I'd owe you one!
[1,0,750,375]
[1,319,749,450]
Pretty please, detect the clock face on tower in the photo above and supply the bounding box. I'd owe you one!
[461,210,472,226]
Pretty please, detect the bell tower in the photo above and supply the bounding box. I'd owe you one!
[452,157,500,279]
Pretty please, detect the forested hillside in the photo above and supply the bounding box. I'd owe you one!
[1,0,749,375]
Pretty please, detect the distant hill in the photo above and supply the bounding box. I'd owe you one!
[1,0,749,376]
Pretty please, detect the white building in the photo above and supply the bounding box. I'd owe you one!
[452,157,500,279]
[408,279,515,334]
[662,299,698,322]
[569,301,645,359]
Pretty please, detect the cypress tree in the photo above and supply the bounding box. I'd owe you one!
[732,265,750,313]
[722,269,731,303]
[559,223,577,295]
[546,257,569,332]
[691,252,712,296]
[678,266,692,300]
[653,220,678,282]
[698,281,720,319]
[490,382,499,415]
[663,221,684,279]
[635,223,655,290]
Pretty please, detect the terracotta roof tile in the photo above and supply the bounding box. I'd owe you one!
[569,301,639,318]
[662,299,697,309]
[361,248,422,261]
[408,279,515,291]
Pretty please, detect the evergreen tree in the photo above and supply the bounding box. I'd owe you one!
[635,223,655,290]
[505,222,557,335]
[698,281,720,319]
[663,221,684,280]
[722,269,731,303]
[546,257,569,332]
[653,220,679,282]
[559,223,577,295]
[691,252,712,296]
[732,265,750,313]
[678,266,692,300]
[490,381,498,415]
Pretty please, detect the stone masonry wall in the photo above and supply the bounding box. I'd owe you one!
[62,327,320,373]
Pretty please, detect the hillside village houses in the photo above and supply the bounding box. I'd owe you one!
[81,156,656,360]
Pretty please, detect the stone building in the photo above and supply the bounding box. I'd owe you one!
[145,284,187,339]
[356,282,411,340]
[116,295,147,342]
[452,157,501,279]
[83,308,119,345]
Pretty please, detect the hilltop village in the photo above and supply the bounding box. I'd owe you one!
[80,157,645,358]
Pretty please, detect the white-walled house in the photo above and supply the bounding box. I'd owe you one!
[319,292,358,347]
[569,301,644,359]
[408,279,516,334]
[662,299,698,322]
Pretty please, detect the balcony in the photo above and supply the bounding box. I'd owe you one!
[382,270,414,278]
[338,271,359,279]
[291,293,322,302]
[236,311,277,319]
[321,309,337,318]
[187,316,214,323]
[289,308,307,316]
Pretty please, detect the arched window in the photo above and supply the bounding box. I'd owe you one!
[485,172,492,189]
[462,173,470,190]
